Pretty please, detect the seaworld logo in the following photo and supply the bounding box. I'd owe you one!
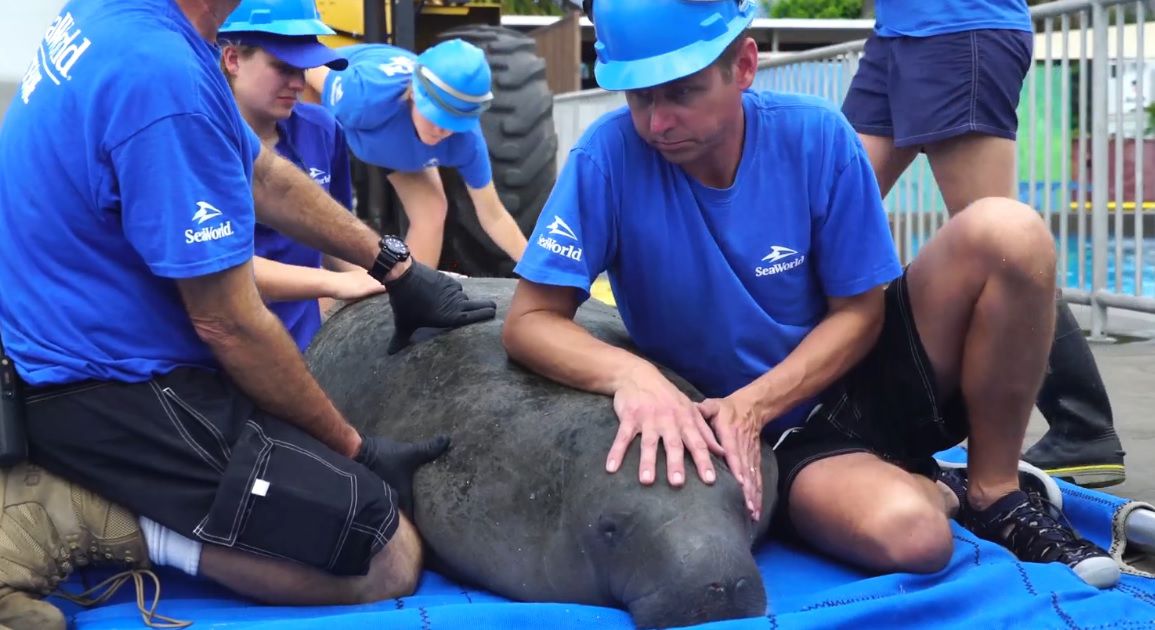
[537,235,582,261]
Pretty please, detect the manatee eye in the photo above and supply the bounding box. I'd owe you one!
[597,514,620,546]
[600,523,617,541]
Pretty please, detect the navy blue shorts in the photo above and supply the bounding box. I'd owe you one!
[842,30,1034,148]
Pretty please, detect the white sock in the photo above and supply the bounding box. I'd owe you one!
[139,516,203,576]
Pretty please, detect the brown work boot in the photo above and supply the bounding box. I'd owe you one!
[0,463,148,587]
[0,463,148,628]
[0,587,66,630]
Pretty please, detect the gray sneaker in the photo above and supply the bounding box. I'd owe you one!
[935,459,1063,510]
[935,460,1120,588]
[964,490,1119,588]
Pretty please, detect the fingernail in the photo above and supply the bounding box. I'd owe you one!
[704,469,716,483]
[747,499,755,512]
[642,469,653,483]
[606,459,616,472]
[671,472,684,485]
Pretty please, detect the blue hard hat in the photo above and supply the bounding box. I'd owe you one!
[220,0,336,37]
[412,39,494,133]
[593,0,755,91]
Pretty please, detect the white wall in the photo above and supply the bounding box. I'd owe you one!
[0,1,68,123]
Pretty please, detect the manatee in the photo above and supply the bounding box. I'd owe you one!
[305,277,778,629]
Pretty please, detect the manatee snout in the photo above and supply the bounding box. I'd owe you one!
[597,449,773,628]
[627,550,766,629]
[616,510,766,629]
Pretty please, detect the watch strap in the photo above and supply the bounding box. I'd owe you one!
[369,236,408,283]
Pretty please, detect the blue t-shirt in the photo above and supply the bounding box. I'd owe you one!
[320,44,492,188]
[256,103,354,352]
[514,91,902,435]
[0,0,259,386]
[874,0,1032,37]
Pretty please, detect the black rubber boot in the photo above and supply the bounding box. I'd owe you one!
[1023,300,1126,488]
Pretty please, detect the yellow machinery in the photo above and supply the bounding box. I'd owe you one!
[316,1,503,50]
[310,1,564,277]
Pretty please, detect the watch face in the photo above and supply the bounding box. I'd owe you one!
[384,236,409,256]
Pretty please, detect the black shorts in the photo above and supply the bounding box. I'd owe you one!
[772,270,968,529]
[25,368,398,576]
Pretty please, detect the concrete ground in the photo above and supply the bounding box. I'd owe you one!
[1030,305,1155,505]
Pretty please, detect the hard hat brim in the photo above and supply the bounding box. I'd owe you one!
[414,83,481,133]
[220,18,336,38]
[594,13,752,91]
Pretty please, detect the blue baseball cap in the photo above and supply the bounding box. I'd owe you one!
[224,32,348,71]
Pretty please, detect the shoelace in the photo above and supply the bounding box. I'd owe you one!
[987,496,1101,565]
[54,568,191,629]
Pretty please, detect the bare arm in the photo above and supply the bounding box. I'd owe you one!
[696,285,887,519]
[253,256,332,301]
[177,259,361,458]
[253,256,384,302]
[467,183,528,262]
[304,67,329,98]
[251,146,380,271]
[743,286,886,427]
[502,279,656,395]
[322,254,361,272]
[387,169,449,267]
[503,278,725,488]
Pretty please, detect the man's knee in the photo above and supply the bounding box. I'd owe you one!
[791,454,954,574]
[355,514,423,603]
[860,497,954,574]
[950,198,1056,285]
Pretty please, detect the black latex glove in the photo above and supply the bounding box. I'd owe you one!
[355,435,451,517]
[385,262,497,354]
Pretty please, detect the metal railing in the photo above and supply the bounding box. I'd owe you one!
[551,0,1155,335]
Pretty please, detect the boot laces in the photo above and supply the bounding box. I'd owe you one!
[54,569,191,629]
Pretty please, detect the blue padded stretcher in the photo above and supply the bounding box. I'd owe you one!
[51,447,1155,629]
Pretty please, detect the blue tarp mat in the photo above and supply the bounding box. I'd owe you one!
[52,448,1155,629]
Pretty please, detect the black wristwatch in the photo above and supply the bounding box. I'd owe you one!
[368,235,411,284]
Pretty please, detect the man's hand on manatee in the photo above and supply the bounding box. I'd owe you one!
[697,395,763,521]
[608,364,725,488]
[385,262,497,354]
[355,434,451,515]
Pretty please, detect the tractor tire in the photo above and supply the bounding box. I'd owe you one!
[435,25,557,278]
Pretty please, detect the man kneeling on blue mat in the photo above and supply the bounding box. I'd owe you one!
[503,0,1121,589]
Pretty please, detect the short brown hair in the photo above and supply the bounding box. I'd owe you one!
[714,29,751,82]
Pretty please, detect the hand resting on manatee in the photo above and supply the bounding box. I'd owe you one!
[306,277,778,629]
